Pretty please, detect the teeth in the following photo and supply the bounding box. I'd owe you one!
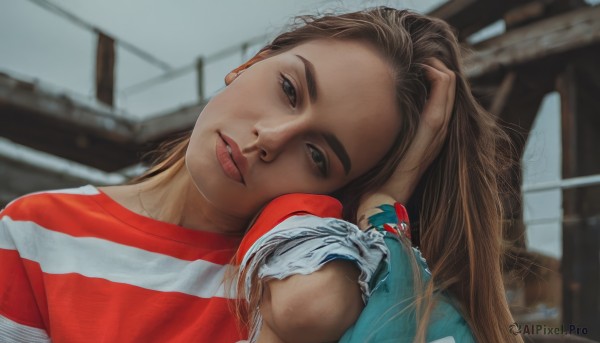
[226,144,232,155]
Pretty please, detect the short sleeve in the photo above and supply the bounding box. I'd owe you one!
[239,214,390,303]
[0,203,51,341]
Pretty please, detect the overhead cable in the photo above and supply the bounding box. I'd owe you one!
[120,34,270,96]
[26,0,173,71]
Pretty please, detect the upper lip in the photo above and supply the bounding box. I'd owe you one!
[220,132,248,183]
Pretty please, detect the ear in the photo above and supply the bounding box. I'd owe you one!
[224,50,271,86]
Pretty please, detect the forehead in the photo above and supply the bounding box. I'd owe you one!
[277,39,401,178]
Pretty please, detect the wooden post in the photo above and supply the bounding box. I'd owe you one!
[558,46,600,341]
[95,32,115,107]
[196,57,204,102]
[241,42,248,61]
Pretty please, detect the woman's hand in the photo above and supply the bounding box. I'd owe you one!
[357,58,456,229]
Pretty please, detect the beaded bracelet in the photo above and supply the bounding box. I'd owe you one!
[366,202,411,240]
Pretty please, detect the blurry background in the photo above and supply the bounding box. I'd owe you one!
[1,0,599,340]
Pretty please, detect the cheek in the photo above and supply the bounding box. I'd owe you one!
[251,157,310,190]
[184,138,212,191]
[197,92,234,121]
[186,128,205,164]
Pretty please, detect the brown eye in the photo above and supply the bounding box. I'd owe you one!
[280,74,297,107]
[307,144,328,177]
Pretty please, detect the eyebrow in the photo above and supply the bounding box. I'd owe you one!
[322,132,352,176]
[295,54,317,104]
[293,55,351,175]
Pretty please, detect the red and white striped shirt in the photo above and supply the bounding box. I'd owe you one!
[0,185,245,342]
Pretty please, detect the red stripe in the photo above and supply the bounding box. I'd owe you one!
[0,249,47,330]
[0,250,245,342]
[43,273,245,342]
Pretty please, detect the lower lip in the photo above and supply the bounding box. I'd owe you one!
[216,135,244,184]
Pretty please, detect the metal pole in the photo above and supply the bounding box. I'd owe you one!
[522,174,600,193]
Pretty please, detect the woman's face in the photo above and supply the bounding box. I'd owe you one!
[187,39,401,219]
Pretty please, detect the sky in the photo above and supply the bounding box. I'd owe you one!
[0,0,567,258]
[0,0,446,116]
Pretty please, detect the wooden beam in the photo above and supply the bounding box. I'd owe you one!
[0,73,204,143]
[0,73,205,170]
[489,71,516,115]
[504,1,545,29]
[428,0,479,21]
[0,73,132,140]
[95,32,115,107]
[465,5,600,79]
[428,0,525,40]
[0,137,128,206]
[0,103,142,171]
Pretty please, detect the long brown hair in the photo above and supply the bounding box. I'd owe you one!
[132,7,521,343]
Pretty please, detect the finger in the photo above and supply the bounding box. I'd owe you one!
[425,58,456,120]
[428,58,456,114]
[422,59,455,134]
[421,64,451,131]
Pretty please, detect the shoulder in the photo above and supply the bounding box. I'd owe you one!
[0,185,102,256]
[237,193,343,263]
[1,184,100,221]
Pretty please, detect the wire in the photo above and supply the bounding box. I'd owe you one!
[26,0,173,71]
[26,0,272,97]
[120,34,270,96]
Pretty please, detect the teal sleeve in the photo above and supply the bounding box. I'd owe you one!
[340,235,475,343]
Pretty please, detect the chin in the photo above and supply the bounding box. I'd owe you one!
[189,166,248,216]
[186,150,267,221]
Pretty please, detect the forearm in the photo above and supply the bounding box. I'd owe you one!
[357,193,397,230]
[356,164,420,231]
[360,55,455,225]
[258,260,363,343]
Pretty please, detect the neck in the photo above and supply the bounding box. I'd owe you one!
[139,165,248,235]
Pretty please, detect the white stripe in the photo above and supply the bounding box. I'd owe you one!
[22,185,99,196]
[3,185,99,210]
[0,216,234,299]
[38,185,99,195]
[0,315,50,343]
[429,337,455,343]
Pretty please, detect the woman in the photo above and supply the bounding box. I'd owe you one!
[230,8,520,343]
[0,7,519,343]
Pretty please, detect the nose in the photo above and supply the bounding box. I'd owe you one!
[242,118,309,162]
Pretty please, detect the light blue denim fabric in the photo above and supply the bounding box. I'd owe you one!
[340,234,476,343]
